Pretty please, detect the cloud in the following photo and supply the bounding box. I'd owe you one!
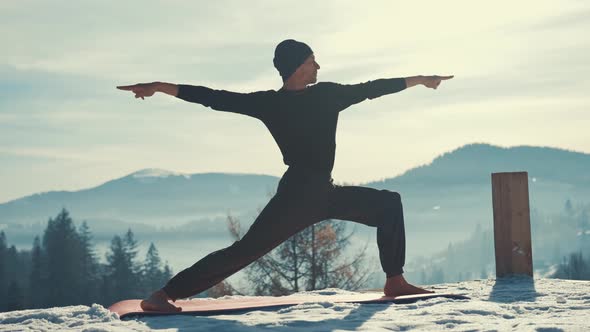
[0,146,110,163]
[0,1,343,82]
[524,8,590,31]
[0,65,115,105]
[1,0,589,202]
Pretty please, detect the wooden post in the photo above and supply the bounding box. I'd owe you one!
[491,172,533,277]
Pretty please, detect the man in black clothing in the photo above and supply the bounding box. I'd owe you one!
[118,39,453,312]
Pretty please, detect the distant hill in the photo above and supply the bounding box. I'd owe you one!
[365,143,590,239]
[0,170,279,226]
[370,143,590,187]
[1,143,589,251]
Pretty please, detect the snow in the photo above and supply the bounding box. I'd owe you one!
[1,276,589,332]
[132,168,190,179]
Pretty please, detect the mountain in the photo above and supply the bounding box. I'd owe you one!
[0,169,279,227]
[364,143,590,240]
[1,143,589,250]
[371,143,590,187]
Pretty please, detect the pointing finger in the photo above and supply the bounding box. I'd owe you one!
[440,75,454,80]
[117,85,135,90]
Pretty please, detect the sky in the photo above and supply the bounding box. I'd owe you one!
[1,0,589,203]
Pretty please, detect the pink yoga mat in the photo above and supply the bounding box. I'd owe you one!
[109,292,469,319]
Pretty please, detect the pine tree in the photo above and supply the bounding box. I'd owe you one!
[142,243,165,293]
[162,263,173,281]
[105,235,126,303]
[123,229,142,297]
[5,280,24,312]
[2,243,33,310]
[554,252,590,280]
[480,267,488,279]
[105,230,142,302]
[99,273,110,305]
[580,210,589,231]
[446,243,455,277]
[420,269,427,284]
[564,199,574,217]
[78,221,100,305]
[431,267,445,284]
[106,235,128,302]
[0,231,7,310]
[123,229,139,267]
[29,236,44,308]
[42,208,84,307]
[5,245,17,283]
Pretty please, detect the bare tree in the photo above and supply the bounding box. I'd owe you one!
[207,279,241,298]
[222,207,373,296]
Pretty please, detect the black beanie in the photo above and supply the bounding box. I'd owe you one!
[273,39,313,82]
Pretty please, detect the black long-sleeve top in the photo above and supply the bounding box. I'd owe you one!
[176,78,407,175]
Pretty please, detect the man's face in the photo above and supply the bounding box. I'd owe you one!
[294,54,320,84]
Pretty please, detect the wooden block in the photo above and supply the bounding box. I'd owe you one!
[491,172,533,277]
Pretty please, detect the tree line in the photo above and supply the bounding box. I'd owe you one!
[0,206,374,312]
[0,208,172,312]
[3,198,586,313]
[413,199,590,284]
[547,199,590,280]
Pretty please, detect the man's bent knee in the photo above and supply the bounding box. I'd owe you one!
[378,190,403,225]
[380,190,401,206]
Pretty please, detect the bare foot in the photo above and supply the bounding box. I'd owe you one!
[384,274,434,297]
[140,289,182,312]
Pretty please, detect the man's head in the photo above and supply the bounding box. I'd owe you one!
[273,39,320,85]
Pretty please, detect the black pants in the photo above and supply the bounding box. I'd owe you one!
[163,167,406,300]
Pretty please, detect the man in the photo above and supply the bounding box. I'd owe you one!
[118,39,453,312]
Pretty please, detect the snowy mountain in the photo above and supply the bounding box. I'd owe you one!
[130,168,191,179]
[0,171,279,226]
[1,143,589,246]
[0,276,588,331]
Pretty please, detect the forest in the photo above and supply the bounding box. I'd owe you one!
[414,199,590,284]
[0,209,172,312]
[1,199,589,312]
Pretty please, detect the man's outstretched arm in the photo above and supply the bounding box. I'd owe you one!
[333,74,454,111]
[117,82,264,118]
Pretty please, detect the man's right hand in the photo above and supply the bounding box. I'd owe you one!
[117,82,179,99]
[117,82,160,100]
[422,75,454,90]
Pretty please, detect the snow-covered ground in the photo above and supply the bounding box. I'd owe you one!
[1,276,589,331]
